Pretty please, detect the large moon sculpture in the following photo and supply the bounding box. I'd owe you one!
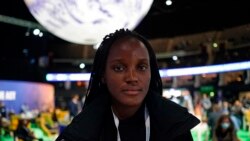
[24,0,153,45]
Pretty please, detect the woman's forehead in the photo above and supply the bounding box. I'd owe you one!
[109,38,147,55]
[110,36,145,50]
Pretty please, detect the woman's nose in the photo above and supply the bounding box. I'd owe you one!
[125,69,138,82]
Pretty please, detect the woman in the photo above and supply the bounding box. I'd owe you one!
[212,114,240,141]
[56,29,200,141]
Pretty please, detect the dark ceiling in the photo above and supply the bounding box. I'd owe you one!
[1,0,250,39]
[136,0,250,39]
[0,0,250,82]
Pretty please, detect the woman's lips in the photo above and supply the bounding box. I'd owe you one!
[122,89,142,95]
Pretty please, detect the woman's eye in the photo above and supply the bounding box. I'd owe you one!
[113,65,125,72]
[138,64,148,71]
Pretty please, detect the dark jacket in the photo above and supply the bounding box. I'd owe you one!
[56,92,200,141]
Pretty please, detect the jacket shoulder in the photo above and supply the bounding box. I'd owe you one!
[146,93,200,139]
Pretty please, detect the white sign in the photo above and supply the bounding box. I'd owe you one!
[0,90,16,101]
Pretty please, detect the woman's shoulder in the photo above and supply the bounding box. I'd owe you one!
[147,93,191,116]
[147,93,200,133]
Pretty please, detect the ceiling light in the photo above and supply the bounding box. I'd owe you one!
[166,0,172,6]
[33,28,40,35]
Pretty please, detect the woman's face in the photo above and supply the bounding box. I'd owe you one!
[104,37,151,108]
[221,117,231,129]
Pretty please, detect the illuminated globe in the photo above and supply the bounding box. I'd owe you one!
[24,0,153,45]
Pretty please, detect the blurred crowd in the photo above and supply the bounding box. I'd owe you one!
[168,92,250,141]
[0,94,85,141]
[1,92,250,141]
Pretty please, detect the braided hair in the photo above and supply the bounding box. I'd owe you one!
[84,29,162,105]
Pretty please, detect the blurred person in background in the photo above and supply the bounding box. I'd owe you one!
[242,95,250,109]
[221,100,231,115]
[36,108,59,137]
[15,118,43,141]
[0,101,7,118]
[20,102,30,114]
[208,103,223,139]
[192,116,210,141]
[201,93,212,117]
[68,94,82,120]
[56,29,200,141]
[230,100,244,130]
[212,114,240,141]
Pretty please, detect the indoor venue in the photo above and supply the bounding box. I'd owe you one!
[1,0,250,141]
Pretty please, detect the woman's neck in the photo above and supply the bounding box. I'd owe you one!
[111,104,142,120]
